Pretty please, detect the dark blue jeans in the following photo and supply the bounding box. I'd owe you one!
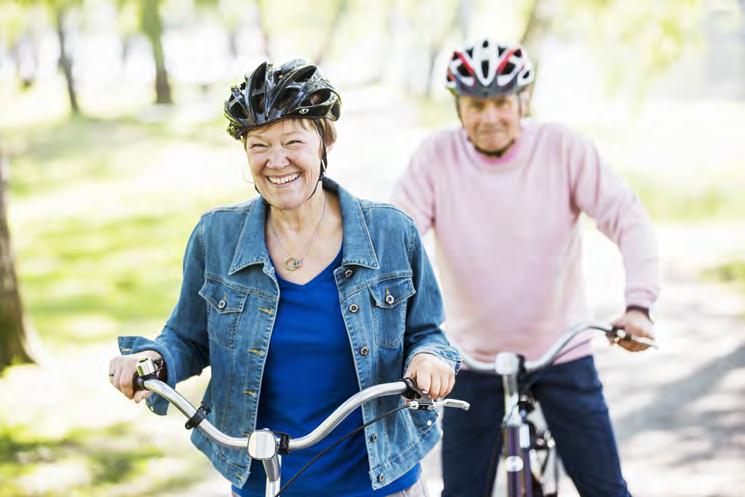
[441,356,630,497]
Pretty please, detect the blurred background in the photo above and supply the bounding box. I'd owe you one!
[1,0,744,496]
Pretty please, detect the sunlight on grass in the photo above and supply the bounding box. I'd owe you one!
[705,259,745,291]
[0,422,205,497]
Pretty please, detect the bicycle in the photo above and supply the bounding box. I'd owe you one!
[460,322,657,497]
[133,357,470,497]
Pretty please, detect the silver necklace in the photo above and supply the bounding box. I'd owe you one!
[269,195,327,271]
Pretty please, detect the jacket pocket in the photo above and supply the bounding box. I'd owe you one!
[368,277,415,348]
[199,277,248,348]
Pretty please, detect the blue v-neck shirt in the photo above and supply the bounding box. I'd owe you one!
[235,249,419,497]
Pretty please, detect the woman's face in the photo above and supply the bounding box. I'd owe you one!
[245,119,324,210]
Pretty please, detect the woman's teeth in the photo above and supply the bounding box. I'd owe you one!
[267,173,299,185]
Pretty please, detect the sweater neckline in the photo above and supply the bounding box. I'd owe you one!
[459,120,533,173]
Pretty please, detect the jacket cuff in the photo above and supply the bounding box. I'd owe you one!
[404,345,462,375]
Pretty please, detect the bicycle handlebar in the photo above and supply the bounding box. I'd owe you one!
[133,359,469,452]
[461,322,658,375]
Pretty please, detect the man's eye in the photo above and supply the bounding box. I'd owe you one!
[287,140,302,145]
[250,143,267,149]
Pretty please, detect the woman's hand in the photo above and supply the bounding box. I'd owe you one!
[404,353,455,400]
[108,350,163,403]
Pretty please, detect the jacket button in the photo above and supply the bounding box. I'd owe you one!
[369,433,377,442]
[344,268,354,278]
[385,294,395,305]
[217,299,227,310]
[377,474,385,483]
[349,304,359,313]
[360,346,369,356]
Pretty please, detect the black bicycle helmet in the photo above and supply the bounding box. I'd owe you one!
[446,39,534,98]
[225,59,341,140]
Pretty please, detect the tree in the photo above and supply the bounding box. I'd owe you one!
[1,0,83,114]
[313,0,350,66]
[52,0,80,114]
[140,0,172,104]
[0,147,35,372]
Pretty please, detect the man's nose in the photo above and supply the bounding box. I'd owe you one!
[481,103,500,122]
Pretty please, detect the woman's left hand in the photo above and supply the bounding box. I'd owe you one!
[404,353,455,400]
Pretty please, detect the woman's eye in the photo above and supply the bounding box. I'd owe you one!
[287,140,302,145]
[249,143,267,150]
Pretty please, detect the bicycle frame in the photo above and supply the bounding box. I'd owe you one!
[134,359,469,497]
[461,322,656,497]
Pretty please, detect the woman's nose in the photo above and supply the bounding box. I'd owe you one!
[266,148,289,168]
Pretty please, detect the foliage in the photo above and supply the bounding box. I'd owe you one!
[705,260,745,289]
[558,0,703,96]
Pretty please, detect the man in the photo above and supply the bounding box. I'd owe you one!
[392,39,660,497]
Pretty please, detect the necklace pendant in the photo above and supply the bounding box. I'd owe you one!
[284,257,302,271]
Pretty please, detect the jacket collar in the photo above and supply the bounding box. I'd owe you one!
[228,177,379,275]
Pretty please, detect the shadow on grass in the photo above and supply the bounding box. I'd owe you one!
[0,422,204,497]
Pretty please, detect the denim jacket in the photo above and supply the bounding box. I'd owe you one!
[118,178,460,490]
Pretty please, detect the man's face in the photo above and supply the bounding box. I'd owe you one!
[457,94,522,154]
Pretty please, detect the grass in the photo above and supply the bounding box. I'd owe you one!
[705,259,745,290]
[0,422,204,497]
[3,95,247,346]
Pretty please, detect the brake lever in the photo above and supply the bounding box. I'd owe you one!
[608,328,659,349]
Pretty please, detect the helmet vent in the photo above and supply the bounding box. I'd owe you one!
[502,61,515,75]
[251,94,266,114]
[456,65,471,77]
[276,88,299,110]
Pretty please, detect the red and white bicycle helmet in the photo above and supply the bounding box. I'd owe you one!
[446,39,534,97]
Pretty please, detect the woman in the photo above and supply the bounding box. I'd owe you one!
[108,59,460,497]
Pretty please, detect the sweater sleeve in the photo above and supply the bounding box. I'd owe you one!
[568,133,661,309]
[391,139,437,235]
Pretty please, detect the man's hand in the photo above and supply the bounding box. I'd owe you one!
[611,309,655,352]
[108,350,163,403]
[404,353,455,400]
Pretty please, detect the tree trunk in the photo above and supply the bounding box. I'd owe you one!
[54,7,80,115]
[140,0,173,104]
[255,0,272,59]
[457,0,472,42]
[0,149,35,372]
[519,0,552,116]
[314,0,350,66]
[423,2,461,98]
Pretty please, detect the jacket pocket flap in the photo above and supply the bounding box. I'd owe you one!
[369,277,415,309]
[199,278,247,313]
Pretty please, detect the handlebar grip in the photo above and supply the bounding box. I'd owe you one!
[133,374,146,392]
[133,357,167,392]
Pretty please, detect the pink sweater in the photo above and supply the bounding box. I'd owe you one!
[392,121,660,363]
